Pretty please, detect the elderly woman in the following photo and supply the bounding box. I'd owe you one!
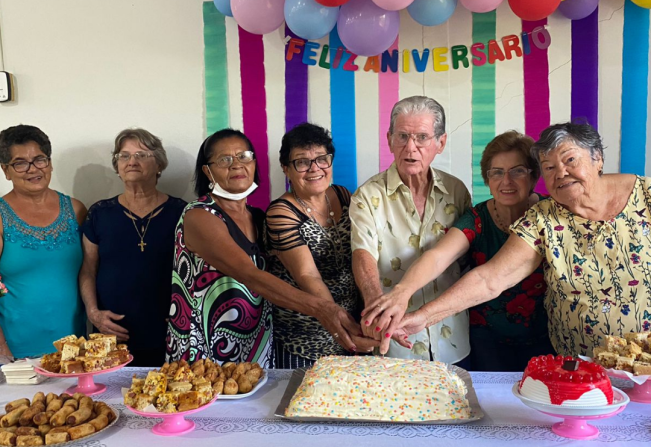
[0,125,87,358]
[265,123,363,368]
[385,122,651,358]
[351,96,471,365]
[79,128,186,366]
[363,131,551,371]
[166,129,377,366]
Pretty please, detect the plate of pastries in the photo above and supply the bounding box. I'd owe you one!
[37,334,132,375]
[592,333,651,377]
[0,391,118,446]
[124,358,266,413]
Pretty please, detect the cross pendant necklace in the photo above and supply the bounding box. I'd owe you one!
[123,194,157,252]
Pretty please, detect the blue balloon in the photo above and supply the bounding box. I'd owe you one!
[407,0,457,26]
[213,0,233,17]
[285,0,339,41]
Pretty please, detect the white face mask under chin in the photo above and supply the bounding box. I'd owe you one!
[208,170,258,201]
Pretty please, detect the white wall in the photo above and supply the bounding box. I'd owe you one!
[0,0,205,204]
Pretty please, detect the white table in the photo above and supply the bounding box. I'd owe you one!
[1,368,650,447]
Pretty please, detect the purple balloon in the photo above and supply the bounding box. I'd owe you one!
[337,0,400,57]
[557,0,599,20]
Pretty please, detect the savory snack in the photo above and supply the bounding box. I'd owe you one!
[519,355,613,406]
[593,332,651,376]
[124,359,264,413]
[0,392,115,446]
[285,356,471,422]
[40,333,131,374]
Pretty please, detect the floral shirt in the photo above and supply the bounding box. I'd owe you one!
[350,163,472,363]
[453,198,549,346]
[513,176,651,357]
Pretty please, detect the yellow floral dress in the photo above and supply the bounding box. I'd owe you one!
[350,163,472,363]
[513,176,651,356]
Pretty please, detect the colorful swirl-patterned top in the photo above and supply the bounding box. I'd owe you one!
[165,195,273,367]
[513,176,651,357]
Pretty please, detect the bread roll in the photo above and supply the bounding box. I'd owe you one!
[1,406,29,428]
[0,431,15,446]
[68,423,95,441]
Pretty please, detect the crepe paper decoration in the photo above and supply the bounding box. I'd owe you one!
[203,3,230,134]
[238,27,271,209]
[620,0,649,175]
[379,37,400,172]
[329,27,358,192]
[571,8,598,130]
[471,11,496,205]
[523,21,551,195]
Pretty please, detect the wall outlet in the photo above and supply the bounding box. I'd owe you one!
[0,72,14,102]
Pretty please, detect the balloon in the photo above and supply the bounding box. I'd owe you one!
[407,0,457,26]
[459,0,503,13]
[213,0,233,17]
[632,0,651,8]
[316,0,350,5]
[508,0,561,21]
[285,0,339,40]
[231,0,285,34]
[556,0,598,20]
[337,0,400,56]
[372,0,415,10]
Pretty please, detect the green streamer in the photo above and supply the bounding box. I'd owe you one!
[203,2,229,134]
[471,11,496,205]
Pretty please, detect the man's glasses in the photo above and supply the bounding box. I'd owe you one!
[114,151,155,163]
[486,166,532,180]
[289,154,333,172]
[6,157,50,173]
[208,150,255,168]
[391,132,435,148]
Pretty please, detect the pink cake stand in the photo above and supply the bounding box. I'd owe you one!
[34,355,133,396]
[620,377,651,403]
[540,405,625,440]
[126,393,219,436]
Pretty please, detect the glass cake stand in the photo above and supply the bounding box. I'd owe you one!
[512,382,629,440]
[35,355,133,396]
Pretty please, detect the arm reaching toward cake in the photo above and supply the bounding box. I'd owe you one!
[360,228,470,343]
[384,234,543,354]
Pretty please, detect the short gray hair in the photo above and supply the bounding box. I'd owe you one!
[112,128,169,177]
[532,122,604,165]
[389,96,446,138]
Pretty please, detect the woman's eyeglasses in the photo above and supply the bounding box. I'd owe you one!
[114,151,155,162]
[289,154,333,172]
[486,167,532,180]
[6,157,51,173]
[208,150,255,168]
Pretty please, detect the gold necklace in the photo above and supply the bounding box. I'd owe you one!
[123,194,160,252]
[492,200,511,233]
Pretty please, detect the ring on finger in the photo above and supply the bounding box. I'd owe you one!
[333,332,339,338]
[376,304,383,311]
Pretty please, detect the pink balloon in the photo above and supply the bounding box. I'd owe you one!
[372,0,415,10]
[232,0,285,35]
[338,0,400,57]
[460,0,504,13]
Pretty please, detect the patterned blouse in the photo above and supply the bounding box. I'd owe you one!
[165,195,273,367]
[350,163,472,363]
[265,185,360,364]
[453,197,549,346]
[513,176,651,356]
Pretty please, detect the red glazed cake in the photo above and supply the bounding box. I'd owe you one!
[519,355,613,406]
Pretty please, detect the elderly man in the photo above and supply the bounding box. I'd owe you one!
[350,96,471,363]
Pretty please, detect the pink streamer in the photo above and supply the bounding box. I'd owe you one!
[238,26,271,209]
[378,37,400,172]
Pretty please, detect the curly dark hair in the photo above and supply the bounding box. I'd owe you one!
[279,123,335,167]
[194,129,260,197]
[0,125,52,164]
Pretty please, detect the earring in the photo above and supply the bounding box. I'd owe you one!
[157,172,161,175]
[598,169,603,176]
[209,182,214,190]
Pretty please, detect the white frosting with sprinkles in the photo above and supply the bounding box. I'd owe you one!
[286,356,471,422]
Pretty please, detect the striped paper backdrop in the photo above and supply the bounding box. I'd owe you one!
[203,0,648,208]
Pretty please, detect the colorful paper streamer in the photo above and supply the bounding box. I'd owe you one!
[621,1,649,175]
[238,26,271,209]
[379,37,400,172]
[471,11,496,205]
[203,3,229,134]
[571,8,599,129]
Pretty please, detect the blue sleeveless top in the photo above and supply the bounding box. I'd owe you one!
[0,192,85,358]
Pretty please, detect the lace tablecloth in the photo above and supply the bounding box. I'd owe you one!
[1,368,649,446]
